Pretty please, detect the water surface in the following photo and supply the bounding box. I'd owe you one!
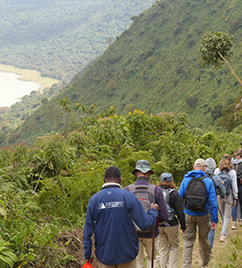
[0,71,41,107]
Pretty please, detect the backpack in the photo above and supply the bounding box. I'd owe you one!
[218,170,232,197]
[160,188,175,225]
[184,176,207,212]
[207,174,219,195]
[128,183,156,233]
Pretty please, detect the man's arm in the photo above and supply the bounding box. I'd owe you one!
[207,180,219,223]
[83,201,95,261]
[129,195,159,231]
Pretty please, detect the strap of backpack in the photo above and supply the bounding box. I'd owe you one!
[128,183,135,193]
[148,184,157,203]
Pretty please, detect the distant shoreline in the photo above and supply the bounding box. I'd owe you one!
[0,63,59,90]
[0,65,59,107]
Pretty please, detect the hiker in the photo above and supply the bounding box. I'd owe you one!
[83,166,159,268]
[178,158,218,268]
[124,160,168,268]
[157,172,186,268]
[205,158,226,251]
[214,154,238,242]
[231,148,242,229]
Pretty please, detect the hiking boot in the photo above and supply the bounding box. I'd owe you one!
[220,234,227,242]
[231,222,237,230]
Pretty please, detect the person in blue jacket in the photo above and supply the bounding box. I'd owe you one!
[178,158,218,268]
[83,166,159,268]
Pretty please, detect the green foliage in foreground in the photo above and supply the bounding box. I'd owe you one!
[1,103,242,266]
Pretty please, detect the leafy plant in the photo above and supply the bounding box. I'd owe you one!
[0,239,18,268]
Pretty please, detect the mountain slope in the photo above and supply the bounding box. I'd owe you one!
[6,0,242,145]
[0,0,156,79]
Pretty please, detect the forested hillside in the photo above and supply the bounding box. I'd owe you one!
[0,0,156,79]
[5,0,242,146]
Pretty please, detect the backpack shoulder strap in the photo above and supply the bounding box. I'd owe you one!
[148,184,156,202]
[168,188,176,193]
[128,183,136,192]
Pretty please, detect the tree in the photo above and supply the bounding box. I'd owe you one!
[200,31,242,87]
[106,36,113,46]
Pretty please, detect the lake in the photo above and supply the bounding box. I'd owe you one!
[0,70,41,107]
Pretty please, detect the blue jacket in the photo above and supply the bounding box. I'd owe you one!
[178,170,218,223]
[83,183,158,265]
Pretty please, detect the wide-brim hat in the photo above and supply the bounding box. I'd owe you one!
[131,160,154,175]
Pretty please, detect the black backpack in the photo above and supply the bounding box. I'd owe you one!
[217,170,232,197]
[160,188,175,226]
[128,183,156,233]
[184,176,207,212]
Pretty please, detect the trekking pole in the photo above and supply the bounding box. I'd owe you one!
[151,223,156,268]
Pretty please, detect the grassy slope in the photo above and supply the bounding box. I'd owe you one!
[6,0,242,145]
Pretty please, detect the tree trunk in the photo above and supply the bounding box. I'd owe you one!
[217,51,242,87]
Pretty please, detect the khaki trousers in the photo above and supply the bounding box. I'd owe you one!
[182,214,211,268]
[158,225,180,268]
[137,237,159,268]
[98,259,136,268]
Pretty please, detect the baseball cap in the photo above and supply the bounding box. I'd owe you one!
[160,172,173,182]
[131,160,154,175]
[194,158,206,167]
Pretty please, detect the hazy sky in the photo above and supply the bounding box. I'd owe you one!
[0,71,41,107]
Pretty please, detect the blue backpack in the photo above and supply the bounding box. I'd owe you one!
[218,170,232,197]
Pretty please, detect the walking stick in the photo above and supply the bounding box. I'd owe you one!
[151,224,156,268]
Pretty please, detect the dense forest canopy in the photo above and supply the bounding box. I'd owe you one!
[0,0,156,79]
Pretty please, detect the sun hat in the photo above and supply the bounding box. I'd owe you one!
[160,172,173,182]
[131,160,154,175]
[194,158,206,167]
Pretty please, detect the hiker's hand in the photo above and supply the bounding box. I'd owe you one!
[151,203,159,211]
[86,255,94,263]
[233,199,237,206]
[211,222,217,230]
[181,230,186,235]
